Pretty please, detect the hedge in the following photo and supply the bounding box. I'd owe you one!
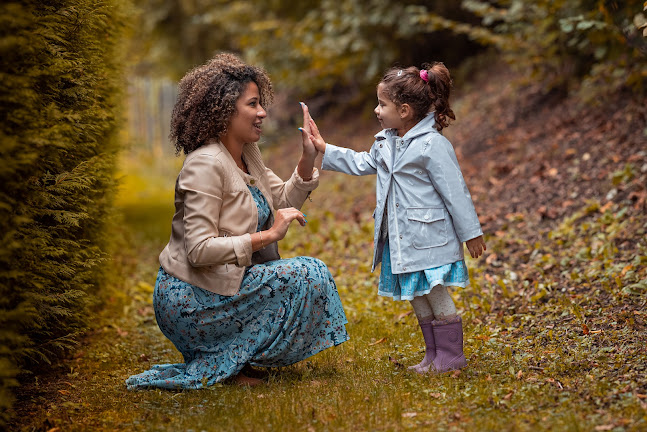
[0,0,130,424]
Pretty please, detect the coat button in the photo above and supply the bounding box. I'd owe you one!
[395,203,399,207]
[379,143,383,147]
[250,179,255,185]
[403,267,407,271]
[399,235,403,239]
[424,215,429,220]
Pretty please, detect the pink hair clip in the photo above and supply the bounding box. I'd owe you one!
[420,70,429,82]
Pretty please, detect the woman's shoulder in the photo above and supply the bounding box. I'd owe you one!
[185,141,227,163]
[180,142,231,182]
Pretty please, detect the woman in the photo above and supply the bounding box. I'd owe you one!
[126,53,349,389]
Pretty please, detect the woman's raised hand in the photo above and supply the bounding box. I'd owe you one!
[268,207,307,242]
[299,103,317,158]
[299,103,327,154]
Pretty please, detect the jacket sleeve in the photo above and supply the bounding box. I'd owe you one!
[179,155,252,267]
[425,136,483,243]
[321,143,378,176]
[265,166,320,210]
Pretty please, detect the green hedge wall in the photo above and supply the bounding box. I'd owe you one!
[0,0,130,424]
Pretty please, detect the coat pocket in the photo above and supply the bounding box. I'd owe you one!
[407,207,448,249]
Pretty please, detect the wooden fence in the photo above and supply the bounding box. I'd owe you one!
[126,77,177,155]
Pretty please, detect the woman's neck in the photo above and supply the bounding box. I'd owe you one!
[220,135,246,171]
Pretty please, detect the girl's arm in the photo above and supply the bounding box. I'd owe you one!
[425,136,484,248]
[301,106,378,176]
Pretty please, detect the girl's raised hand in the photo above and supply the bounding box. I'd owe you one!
[465,235,486,259]
[308,117,326,153]
[298,103,326,154]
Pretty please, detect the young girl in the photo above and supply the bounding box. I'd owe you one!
[301,63,486,374]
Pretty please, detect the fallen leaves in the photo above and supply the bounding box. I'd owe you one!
[394,310,413,322]
[368,337,387,346]
[388,356,404,369]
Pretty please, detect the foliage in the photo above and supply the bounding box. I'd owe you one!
[0,0,130,424]
[131,0,483,95]
[132,0,647,101]
[459,0,647,98]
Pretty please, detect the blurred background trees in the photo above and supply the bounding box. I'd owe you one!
[131,0,647,99]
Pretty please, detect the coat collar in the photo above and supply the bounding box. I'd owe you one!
[374,112,437,141]
[374,113,437,165]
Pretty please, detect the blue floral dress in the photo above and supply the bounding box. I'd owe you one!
[378,239,469,301]
[126,186,349,390]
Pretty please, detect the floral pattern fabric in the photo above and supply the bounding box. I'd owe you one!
[126,186,349,390]
[378,239,469,301]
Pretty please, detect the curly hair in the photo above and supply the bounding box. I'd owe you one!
[380,62,455,131]
[170,53,274,155]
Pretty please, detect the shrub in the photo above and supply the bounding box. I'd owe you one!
[0,0,130,424]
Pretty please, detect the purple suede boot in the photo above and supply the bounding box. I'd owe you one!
[408,320,436,374]
[432,315,467,373]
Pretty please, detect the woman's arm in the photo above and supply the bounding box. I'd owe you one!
[180,155,262,267]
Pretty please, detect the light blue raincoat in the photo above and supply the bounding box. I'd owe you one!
[322,113,483,274]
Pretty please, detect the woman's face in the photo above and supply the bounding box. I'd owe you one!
[226,81,267,144]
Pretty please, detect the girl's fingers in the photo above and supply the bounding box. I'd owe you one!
[300,102,311,134]
[309,118,321,137]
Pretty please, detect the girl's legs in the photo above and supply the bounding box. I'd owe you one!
[410,285,466,374]
[424,285,457,319]
[426,285,467,373]
[408,296,436,373]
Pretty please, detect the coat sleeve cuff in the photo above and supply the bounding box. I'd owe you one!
[291,166,319,191]
[321,144,337,170]
[232,233,253,267]
[458,227,483,243]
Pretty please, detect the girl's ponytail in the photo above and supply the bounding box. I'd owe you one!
[422,62,455,131]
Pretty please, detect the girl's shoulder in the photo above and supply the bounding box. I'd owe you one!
[417,130,452,149]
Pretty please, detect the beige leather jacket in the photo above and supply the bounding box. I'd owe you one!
[159,140,319,296]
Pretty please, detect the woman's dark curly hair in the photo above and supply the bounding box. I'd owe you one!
[380,62,455,131]
[170,53,274,155]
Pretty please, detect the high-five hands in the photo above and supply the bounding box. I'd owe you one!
[298,103,327,154]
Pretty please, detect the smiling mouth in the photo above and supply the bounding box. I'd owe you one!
[254,123,262,132]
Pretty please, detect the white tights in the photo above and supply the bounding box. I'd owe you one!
[409,285,457,322]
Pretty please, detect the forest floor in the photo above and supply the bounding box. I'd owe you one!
[9,64,647,431]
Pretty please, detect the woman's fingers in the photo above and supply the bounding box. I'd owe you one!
[277,208,307,226]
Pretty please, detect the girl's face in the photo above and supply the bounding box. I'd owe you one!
[374,83,403,131]
[226,81,267,144]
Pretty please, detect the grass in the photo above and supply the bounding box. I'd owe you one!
[11,132,647,431]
